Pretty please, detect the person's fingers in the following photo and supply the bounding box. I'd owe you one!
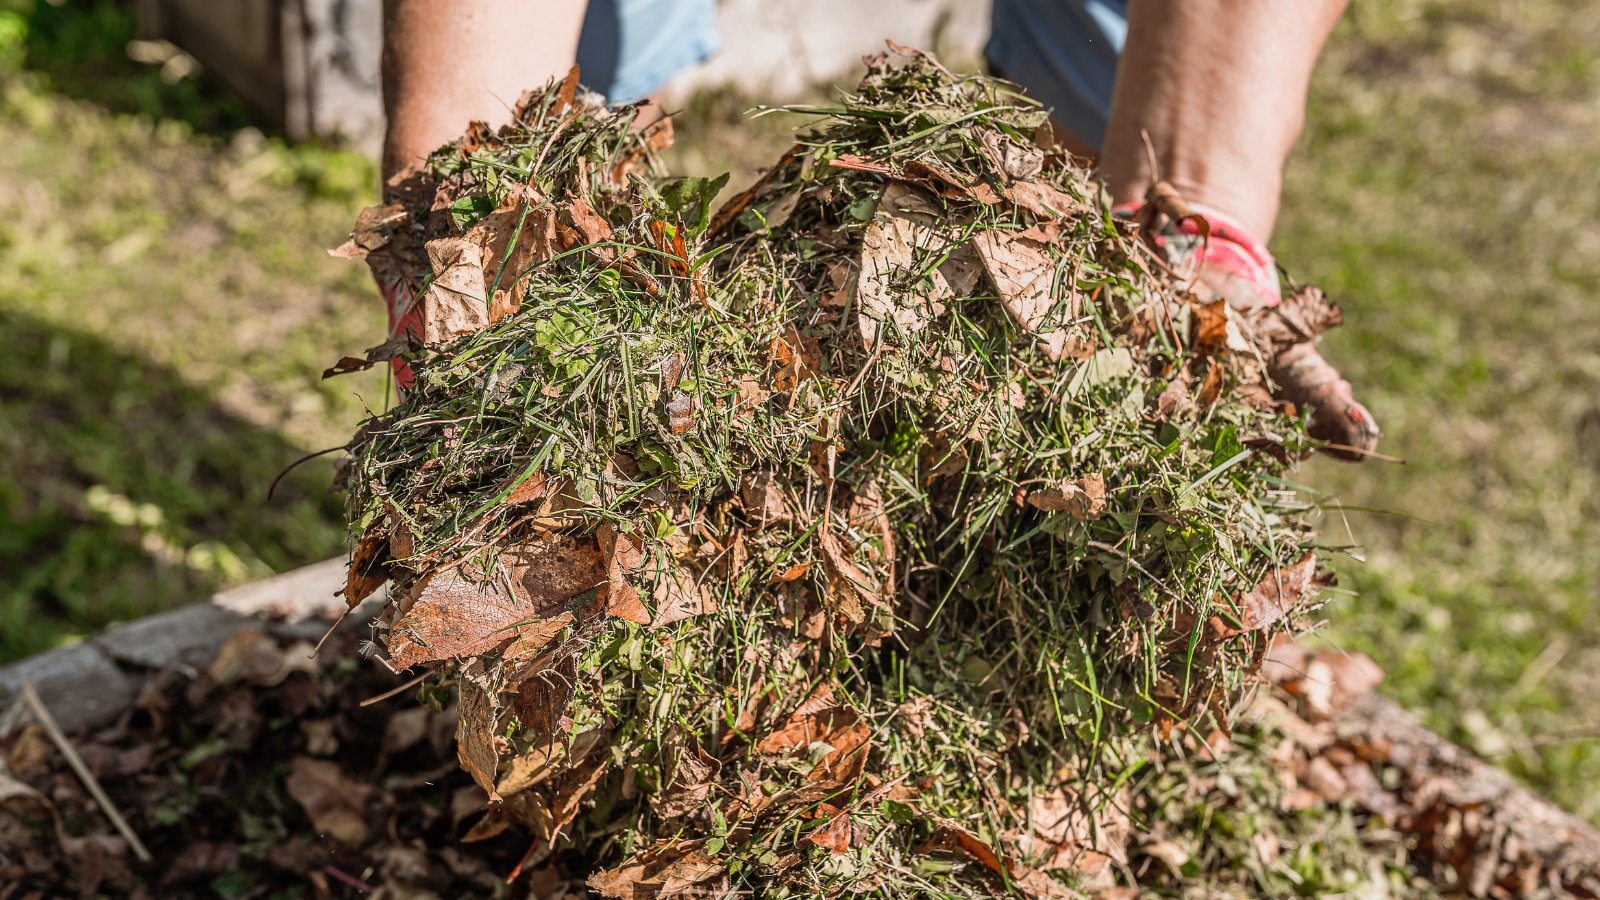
[1270,341,1380,461]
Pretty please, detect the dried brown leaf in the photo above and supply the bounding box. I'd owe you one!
[740,470,791,528]
[471,190,560,323]
[1221,552,1320,635]
[856,184,953,346]
[978,128,1045,180]
[285,757,374,844]
[653,729,721,822]
[817,528,877,623]
[808,809,854,855]
[456,664,503,802]
[587,840,724,899]
[664,391,696,434]
[1026,474,1106,520]
[344,525,390,608]
[971,231,1076,337]
[650,566,714,628]
[387,539,604,669]
[421,237,489,344]
[328,202,405,259]
[512,656,578,749]
[1004,180,1089,221]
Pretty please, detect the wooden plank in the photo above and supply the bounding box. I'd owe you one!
[0,557,353,736]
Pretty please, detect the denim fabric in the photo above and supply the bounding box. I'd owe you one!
[576,0,722,105]
[986,0,1128,151]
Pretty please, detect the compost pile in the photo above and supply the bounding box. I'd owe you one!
[331,49,1351,896]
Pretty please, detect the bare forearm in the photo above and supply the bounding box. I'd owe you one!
[382,0,586,188]
[1101,0,1348,239]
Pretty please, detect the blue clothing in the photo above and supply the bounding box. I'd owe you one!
[575,0,1129,151]
[986,0,1128,151]
[576,0,722,105]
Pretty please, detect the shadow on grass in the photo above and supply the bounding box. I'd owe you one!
[0,309,348,662]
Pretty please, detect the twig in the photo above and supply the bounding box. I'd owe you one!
[20,681,152,863]
[358,671,430,708]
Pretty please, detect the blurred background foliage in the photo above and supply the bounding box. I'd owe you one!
[0,0,1596,825]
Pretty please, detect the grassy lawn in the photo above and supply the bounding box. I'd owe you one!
[2,0,1596,831]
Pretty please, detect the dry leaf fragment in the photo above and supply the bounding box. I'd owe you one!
[388,546,603,669]
[587,840,725,899]
[1191,297,1252,354]
[420,237,490,344]
[500,612,575,668]
[665,391,696,434]
[808,809,854,855]
[328,202,405,259]
[1026,474,1106,520]
[563,193,615,247]
[903,158,1003,204]
[817,528,878,623]
[1004,180,1089,220]
[321,337,412,379]
[978,128,1045,180]
[740,470,791,528]
[501,468,551,506]
[653,729,721,822]
[770,324,821,394]
[471,190,560,323]
[286,756,374,844]
[1219,552,1320,635]
[456,664,503,802]
[856,184,953,345]
[512,655,578,750]
[504,535,611,617]
[971,231,1075,337]
[650,566,715,628]
[344,525,390,608]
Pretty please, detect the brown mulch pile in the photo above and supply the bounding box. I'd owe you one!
[0,618,588,900]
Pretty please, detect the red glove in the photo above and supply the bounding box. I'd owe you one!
[1122,199,1381,460]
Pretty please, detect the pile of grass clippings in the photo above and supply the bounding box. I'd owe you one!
[329,49,1358,896]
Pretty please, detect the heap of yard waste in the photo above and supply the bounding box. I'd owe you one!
[330,48,1353,896]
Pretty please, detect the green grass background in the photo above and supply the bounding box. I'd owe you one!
[1,0,1596,823]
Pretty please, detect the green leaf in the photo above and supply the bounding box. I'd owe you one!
[659,173,730,236]
[448,194,494,231]
[1207,425,1245,467]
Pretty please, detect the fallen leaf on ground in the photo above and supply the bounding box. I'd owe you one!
[286,756,374,844]
[741,470,791,528]
[665,391,696,434]
[808,808,854,854]
[653,729,721,821]
[818,528,879,623]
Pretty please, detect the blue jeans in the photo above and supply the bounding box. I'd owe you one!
[986,0,1128,152]
[576,0,722,105]
[577,0,1129,153]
